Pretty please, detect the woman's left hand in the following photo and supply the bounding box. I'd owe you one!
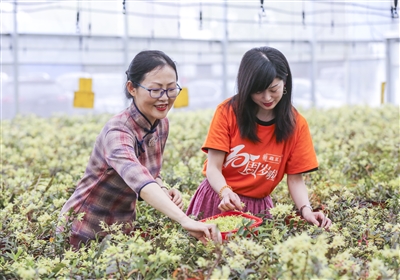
[302,210,332,229]
[163,188,184,210]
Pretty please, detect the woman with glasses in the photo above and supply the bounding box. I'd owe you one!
[59,50,221,248]
[186,46,332,229]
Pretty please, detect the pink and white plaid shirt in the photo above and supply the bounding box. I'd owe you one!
[60,102,169,247]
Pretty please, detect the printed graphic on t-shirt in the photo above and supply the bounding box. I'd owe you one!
[223,144,281,181]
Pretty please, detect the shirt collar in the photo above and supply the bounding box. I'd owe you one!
[129,99,160,132]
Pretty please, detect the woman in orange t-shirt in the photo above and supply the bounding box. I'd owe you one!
[186,46,331,229]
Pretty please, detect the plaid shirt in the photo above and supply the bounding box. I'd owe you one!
[60,102,169,247]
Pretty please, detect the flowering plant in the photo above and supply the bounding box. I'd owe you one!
[1,105,398,279]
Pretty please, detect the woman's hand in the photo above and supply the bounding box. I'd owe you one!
[302,208,332,229]
[142,184,221,245]
[218,190,243,212]
[286,174,332,230]
[180,218,222,245]
[206,148,244,212]
[162,188,184,210]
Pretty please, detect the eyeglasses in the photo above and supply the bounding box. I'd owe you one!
[134,82,182,99]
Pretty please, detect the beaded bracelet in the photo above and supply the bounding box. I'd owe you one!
[299,204,313,218]
[218,185,232,200]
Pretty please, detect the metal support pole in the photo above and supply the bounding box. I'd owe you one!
[222,0,228,99]
[310,42,317,107]
[12,0,19,117]
[123,0,129,107]
[123,2,129,69]
[385,37,395,104]
[344,44,350,105]
[310,2,317,107]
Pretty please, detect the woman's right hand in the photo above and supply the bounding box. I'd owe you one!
[207,149,243,212]
[180,218,222,245]
[218,190,243,212]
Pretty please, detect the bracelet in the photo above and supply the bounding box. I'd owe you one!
[160,186,169,190]
[299,204,313,218]
[218,185,232,200]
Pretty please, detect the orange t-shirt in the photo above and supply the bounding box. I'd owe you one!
[202,98,318,199]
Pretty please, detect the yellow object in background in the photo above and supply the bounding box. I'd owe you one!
[74,78,94,108]
[173,87,189,108]
[380,82,386,104]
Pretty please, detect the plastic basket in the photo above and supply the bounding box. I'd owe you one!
[200,211,263,240]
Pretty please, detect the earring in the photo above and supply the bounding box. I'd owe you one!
[283,87,287,95]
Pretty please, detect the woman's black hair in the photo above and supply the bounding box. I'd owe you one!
[228,46,295,143]
[125,50,178,99]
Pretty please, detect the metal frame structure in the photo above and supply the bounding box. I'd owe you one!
[1,0,399,116]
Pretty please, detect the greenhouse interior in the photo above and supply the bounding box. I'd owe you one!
[1,0,399,279]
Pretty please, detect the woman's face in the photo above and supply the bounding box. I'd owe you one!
[251,78,285,120]
[127,65,177,124]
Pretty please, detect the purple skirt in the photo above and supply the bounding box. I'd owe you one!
[186,179,274,220]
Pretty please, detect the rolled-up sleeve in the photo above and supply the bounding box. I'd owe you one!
[103,127,156,196]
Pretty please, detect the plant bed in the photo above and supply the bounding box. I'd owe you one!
[360,200,387,209]
[2,106,399,279]
[200,211,263,240]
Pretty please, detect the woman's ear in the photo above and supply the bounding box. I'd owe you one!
[126,81,136,98]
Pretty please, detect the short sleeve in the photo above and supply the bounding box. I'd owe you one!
[202,102,232,154]
[285,115,319,174]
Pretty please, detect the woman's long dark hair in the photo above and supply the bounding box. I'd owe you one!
[228,46,295,143]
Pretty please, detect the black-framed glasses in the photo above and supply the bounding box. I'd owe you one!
[134,82,182,99]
